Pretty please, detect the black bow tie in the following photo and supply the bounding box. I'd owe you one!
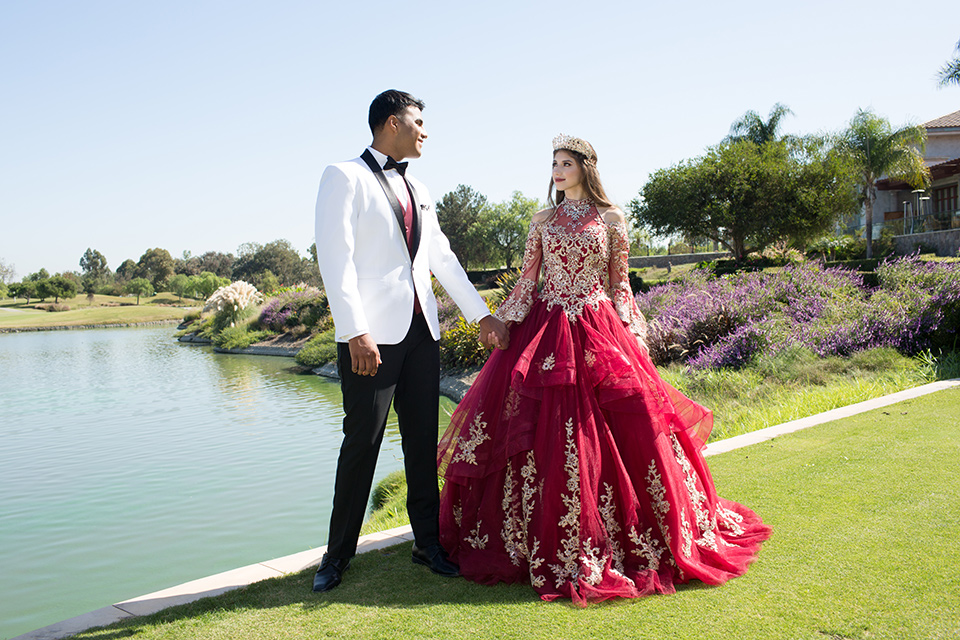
[383,157,408,176]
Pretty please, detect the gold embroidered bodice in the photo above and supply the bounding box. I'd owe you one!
[495,199,648,340]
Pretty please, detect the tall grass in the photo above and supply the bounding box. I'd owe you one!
[659,346,941,441]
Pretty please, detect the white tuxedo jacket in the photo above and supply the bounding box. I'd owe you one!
[315,153,489,344]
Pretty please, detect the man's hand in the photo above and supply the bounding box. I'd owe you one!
[348,333,381,376]
[478,315,510,350]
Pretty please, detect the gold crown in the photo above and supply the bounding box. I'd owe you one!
[552,134,597,161]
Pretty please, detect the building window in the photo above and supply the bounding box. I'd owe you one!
[934,184,958,213]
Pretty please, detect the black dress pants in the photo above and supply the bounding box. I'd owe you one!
[325,313,441,559]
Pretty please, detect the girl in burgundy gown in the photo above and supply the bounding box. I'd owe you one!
[437,135,771,605]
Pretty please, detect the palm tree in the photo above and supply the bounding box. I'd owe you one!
[840,109,930,258]
[939,39,960,87]
[727,103,794,145]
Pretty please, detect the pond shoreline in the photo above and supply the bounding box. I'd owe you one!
[0,319,182,333]
[178,333,481,402]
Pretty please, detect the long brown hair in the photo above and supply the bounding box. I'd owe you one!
[547,147,613,208]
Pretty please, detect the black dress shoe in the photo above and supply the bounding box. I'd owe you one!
[312,554,350,592]
[411,543,460,577]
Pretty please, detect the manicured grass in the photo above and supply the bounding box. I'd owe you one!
[630,259,700,285]
[70,388,960,640]
[0,293,196,329]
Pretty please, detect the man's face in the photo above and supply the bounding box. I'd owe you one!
[393,106,427,160]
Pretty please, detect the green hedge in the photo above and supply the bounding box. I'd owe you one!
[294,328,338,367]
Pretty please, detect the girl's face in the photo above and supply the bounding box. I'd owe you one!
[552,150,583,193]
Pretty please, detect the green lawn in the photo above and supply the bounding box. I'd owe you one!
[630,259,701,285]
[71,387,960,640]
[0,293,196,329]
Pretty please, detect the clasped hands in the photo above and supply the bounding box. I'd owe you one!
[347,315,510,377]
[478,314,510,351]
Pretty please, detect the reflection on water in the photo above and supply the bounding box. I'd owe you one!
[0,327,455,639]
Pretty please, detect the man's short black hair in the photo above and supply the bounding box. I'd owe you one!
[368,90,425,135]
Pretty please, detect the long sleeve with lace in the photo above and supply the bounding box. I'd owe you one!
[606,219,649,344]
[494,220,544,324]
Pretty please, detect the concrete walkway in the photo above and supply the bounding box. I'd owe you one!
[13,378,960,640]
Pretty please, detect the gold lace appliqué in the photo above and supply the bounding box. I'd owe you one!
[452,412,490,465]
[549,417,582,589]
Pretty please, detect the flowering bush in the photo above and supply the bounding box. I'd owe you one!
[636,256,960,369]
[203,280,263,330]
[437,289,498,369]
[433,281,463,335]
[259,286,329,333]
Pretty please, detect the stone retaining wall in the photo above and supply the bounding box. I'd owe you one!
[214,345,301,357]
[313,362,479,403]
[894,230,960,257]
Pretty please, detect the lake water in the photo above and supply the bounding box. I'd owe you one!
[0,327,456,639]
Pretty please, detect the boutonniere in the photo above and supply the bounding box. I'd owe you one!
[420,203,429,211]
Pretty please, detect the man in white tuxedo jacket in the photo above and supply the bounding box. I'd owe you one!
[312,90,509,592]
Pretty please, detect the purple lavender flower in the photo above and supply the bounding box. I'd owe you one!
[635,257,960,369]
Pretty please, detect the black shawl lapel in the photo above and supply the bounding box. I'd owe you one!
[359,150,408,252]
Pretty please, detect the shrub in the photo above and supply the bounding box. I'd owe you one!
[259,286,329,332]
[685,320,767,370]
[440,316,487,370]
[203,281,263,331]
[628,269,647,294]
[39,303,70,312]
[294,328,338,367]
[213,326,276,349]
[489,268,524,308]
[433,281,465,335]
[174,318,206,338]
[371,470,406,511]
[636,256,960,370]
[95,282,125,296]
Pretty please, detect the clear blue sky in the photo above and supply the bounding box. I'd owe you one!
[1,0,957,279]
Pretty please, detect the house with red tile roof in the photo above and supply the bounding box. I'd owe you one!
[874,109,960,256]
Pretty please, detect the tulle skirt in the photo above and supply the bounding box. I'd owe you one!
[438,298,771,604]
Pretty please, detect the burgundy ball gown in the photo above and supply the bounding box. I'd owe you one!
[437,198,771,605]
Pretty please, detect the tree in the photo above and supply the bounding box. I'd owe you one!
[174,250,202,276]
[481,191,539,268]
[186,272,229,300]
[26,268,50,282]
[167,273,190,301]
[124,278,155,304]
[197,251,235,278]
[116,259,138,282]
[839,109,930,258]
[436,185,488,268]
[631,138,858,261]
[255,270,281,294]
[9,281,36,303]
[35,279,54,302]
[79,248,108,279]
[939,39,960,88]
[46,275,78,303]
[0,257,14,284]
[137,248,175,290]
[231,239,309,287]
[727,103,794,145]
[79,248,109,294]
